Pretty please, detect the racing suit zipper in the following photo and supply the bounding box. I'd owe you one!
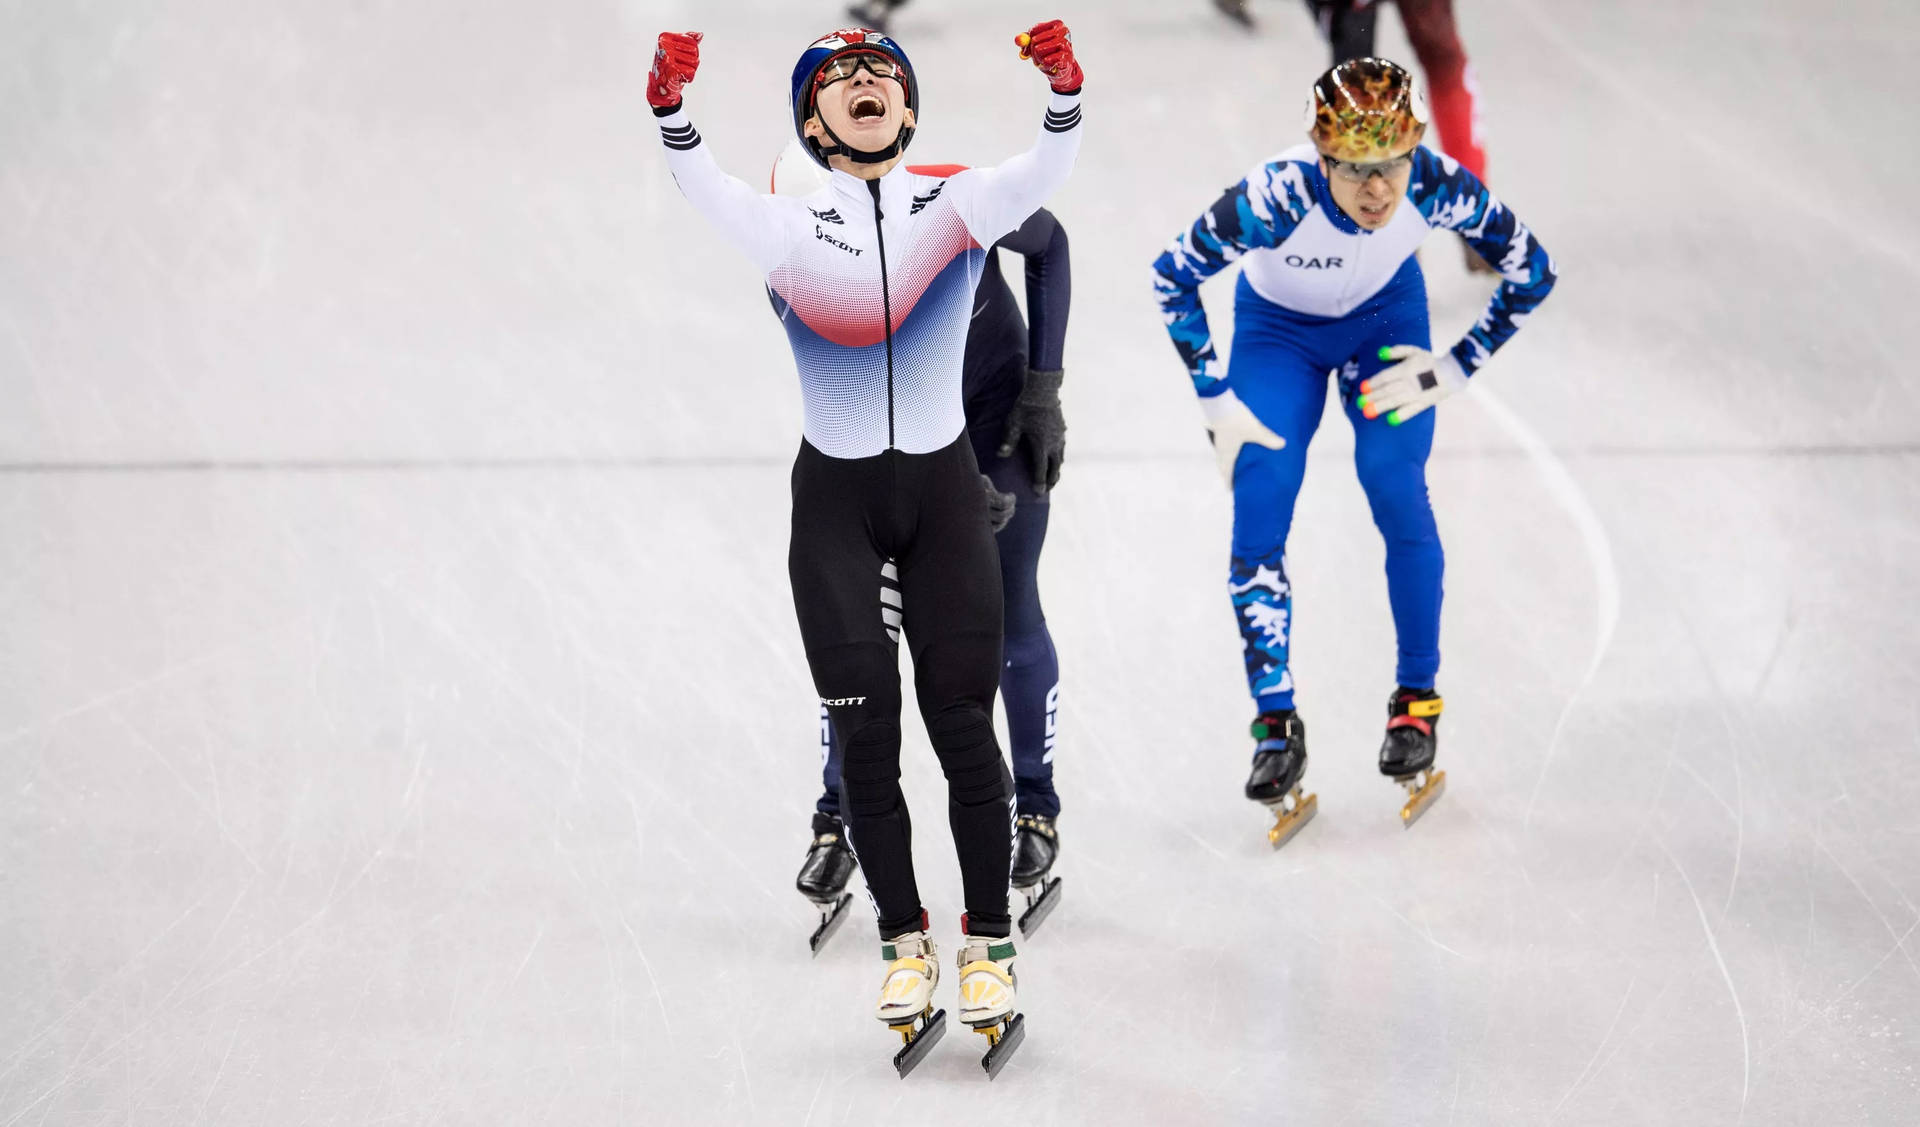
[866,178,896,449]
[1339,226,1363,311]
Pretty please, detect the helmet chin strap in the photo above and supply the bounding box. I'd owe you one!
[810,117,912,166]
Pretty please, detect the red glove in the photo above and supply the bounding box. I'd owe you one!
[1015,20,1083,93]
[648,31,702,109]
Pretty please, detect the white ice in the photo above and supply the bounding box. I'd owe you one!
[3,1,1918,1123]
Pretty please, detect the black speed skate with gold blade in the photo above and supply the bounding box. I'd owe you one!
[1011,814,1062,936]
[1212,0,1255,29]
[1246,710,1317,849]
[1380,687,1447,826]
[795,813,857,954]
[845,0,907,33]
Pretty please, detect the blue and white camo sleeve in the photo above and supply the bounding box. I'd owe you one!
[1150,162,1315,395]
[1409,146,1557,375]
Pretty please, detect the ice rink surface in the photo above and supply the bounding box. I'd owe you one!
[5,0,1919,1122]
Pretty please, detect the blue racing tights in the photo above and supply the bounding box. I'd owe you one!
[1225,262,1443,715]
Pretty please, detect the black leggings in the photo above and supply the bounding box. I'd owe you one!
[1305,0,1379,62]
[789,434,1015,939]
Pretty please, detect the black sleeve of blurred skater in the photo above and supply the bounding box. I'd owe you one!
[994,208,1071,373]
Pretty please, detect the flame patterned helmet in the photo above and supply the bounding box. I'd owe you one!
[1305,57,1428,163]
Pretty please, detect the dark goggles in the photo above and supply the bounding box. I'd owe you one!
[813,50,908,92]
[1325,152,1415,183]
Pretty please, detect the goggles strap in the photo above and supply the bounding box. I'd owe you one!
[813,115,906,165]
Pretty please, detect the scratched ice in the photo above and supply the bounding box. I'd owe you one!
[3,1,1917,1124]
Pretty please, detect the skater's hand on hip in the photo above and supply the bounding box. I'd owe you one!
[1200,385,1285,487]
[648,31,702,109]
[997,368,1066,497]
[981,474,1017,533]
[1015,20,1083,93]
[1358,345,1468,426]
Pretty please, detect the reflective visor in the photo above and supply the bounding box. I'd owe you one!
[1326,152,1414,183]
[812,50,908,93]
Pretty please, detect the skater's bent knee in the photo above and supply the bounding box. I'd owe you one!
[925,706,1011,805]
[1230,531,1289,562]
[841,719,902,775]
[841,720,905,819]
[1357,477,1435,524]
[944,757,1011,807]
[1003,629,1052,669]
[1354,454,1428,488]
[926,705,993,753]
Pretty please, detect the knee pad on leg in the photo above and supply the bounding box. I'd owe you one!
[926,705,1009,806]
[926,704,993,756]
[841,719,902,771]
[839,719,903,818]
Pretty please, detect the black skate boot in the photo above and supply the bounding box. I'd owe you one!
[1245,710,1317,849]
[1380,687,1447,827]
[796,812,858,954]
[1010,814,1063,936]
[1213,0,1255,29]
[847,0,905,33]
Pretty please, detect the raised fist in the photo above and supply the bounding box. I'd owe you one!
[648,31,703,109]
[1015,20,1083,93]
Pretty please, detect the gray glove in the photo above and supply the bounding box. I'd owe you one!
[995,368,1066,497]
[982,474,1016,533]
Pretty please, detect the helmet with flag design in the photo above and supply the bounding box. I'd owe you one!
[790,28,919,169]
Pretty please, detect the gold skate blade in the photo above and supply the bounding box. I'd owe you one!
[976,1012,1025,1079]
[889,1006,946,1077]
[1266,789,1318,849]
[1398,769,1447,828]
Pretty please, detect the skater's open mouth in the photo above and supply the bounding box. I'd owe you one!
[849,94,887,122]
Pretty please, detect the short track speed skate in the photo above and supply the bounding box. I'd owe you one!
[796,814,857,954]
[876,928,946,1077]
[1380,687,1447,827]
[1246,711,1317,849]
[846,0,906,33]
[1212,0,1255,28]
[1011,814,1062,936]
[955,931,1025,1079]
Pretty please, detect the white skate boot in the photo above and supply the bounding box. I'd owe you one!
[876,929,945,1076]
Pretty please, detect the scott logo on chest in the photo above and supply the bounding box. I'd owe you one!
[816,226,863,256]
[1285,254,1344,269]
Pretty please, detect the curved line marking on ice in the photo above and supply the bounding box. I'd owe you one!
[1660,838,1751,1116]
[1471,388,1621,830]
